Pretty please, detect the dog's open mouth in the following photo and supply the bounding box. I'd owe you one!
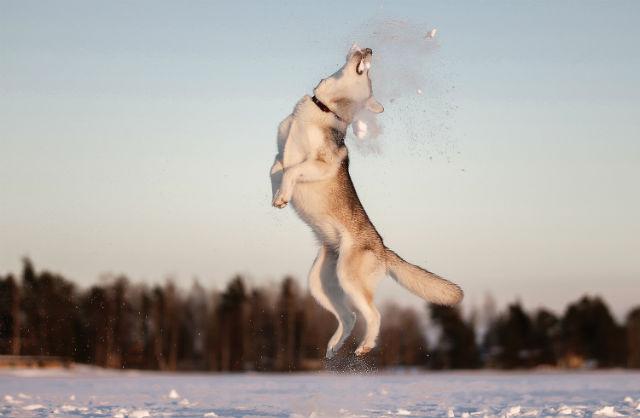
[355,48,373,75]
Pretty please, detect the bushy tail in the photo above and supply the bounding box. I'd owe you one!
[385,248,463,305]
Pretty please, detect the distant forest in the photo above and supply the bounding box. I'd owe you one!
[1,259,639,371]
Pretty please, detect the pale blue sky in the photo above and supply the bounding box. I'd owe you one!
[1,1,638,316]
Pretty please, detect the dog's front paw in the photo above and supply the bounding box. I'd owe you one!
[272,193,288,209]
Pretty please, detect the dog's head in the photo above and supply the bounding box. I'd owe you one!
[314,45,384,123]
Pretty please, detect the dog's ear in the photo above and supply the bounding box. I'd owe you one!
[348,43,360,55]
[365,97,384,114]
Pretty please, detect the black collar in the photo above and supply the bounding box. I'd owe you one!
[312,95,345,123]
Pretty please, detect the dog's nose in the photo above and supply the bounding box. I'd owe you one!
[364,48,373,55]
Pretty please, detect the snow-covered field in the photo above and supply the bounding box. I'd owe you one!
[1,368,639,418]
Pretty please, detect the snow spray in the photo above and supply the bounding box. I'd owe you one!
[346,19,458,161]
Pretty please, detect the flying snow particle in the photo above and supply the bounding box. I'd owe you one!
[397,409,411,416]
[130,410,151,418]
[417,89,423,95]
[426,28,437,39]
[168,389,180,399]
[352,119,368,139]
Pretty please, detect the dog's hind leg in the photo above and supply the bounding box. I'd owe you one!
[337,248,385,356]
[309,245,356,359]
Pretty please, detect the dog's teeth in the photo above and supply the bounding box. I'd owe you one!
[364,62,371,70]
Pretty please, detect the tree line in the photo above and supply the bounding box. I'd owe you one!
[0,259,638,371]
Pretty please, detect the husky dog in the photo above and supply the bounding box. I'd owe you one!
[270,46,463,358]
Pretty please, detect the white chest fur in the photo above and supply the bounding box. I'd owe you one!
[282,120,326,169]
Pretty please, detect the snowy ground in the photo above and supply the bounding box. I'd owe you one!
[0,368,639,418]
